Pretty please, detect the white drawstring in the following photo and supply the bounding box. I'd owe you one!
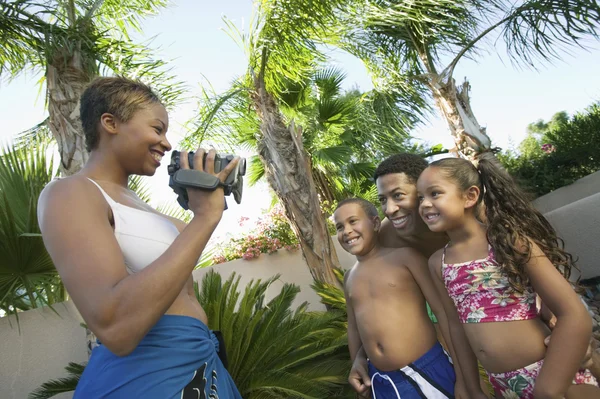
[371,371,401,399]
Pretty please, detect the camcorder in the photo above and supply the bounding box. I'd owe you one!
[168,151,246,210]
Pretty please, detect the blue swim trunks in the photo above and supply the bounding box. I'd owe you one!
[368,341,455,399]
[74,315,242,399]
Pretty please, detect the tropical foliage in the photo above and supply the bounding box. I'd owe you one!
[499,102,600,197]
[193,66,415,205]
[0,144,61,319]
[184,0,353,286]
[212,205,300,264]
[30,270,354,399]
[29,362,85,399]
[336,0,600,158]
[0,0,184,174]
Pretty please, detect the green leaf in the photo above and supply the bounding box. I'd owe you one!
[0,143,62,320]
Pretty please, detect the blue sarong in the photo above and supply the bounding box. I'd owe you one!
[74,314,242,399]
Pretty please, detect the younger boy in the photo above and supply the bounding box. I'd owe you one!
[334,198,470,398]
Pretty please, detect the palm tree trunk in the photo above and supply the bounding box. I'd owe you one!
[428,74,492,159]
[311,167,337,206]
[252,76,342,288]
[46,49,94,175]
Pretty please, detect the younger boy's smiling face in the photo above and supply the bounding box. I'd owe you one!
[333,203,379,257]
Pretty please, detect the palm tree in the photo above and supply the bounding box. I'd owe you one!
[30,270,353,399]
[0,0,184,175]
[338,0,600,159]
[0,143,61,320]
[185,0,417,286]
[195,67,415,207]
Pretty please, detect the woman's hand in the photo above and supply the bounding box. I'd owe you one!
[179,148,240,220]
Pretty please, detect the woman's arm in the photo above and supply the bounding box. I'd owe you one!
[38,177,224,356]
[39,153,236,356]
[526,240,593,398]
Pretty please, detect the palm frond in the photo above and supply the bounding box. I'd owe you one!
[92,0,168,35]
[502,0,600,68]
[183,82,256,152]
[0,143,62,318]
[127,175,152,204]
[0,0,59,78]
[246,155,266,186]
[252,0,347,95]
[195,269,350,398]
[28,362,85,399]
[313,67,346,100]
[96,36,187,110]
[13,118,54,149]
[312,146,353,167]
[156,202,193,224]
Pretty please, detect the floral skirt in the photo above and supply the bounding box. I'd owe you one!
[487,359,597,398]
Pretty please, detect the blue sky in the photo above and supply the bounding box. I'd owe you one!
[1,0,599,239]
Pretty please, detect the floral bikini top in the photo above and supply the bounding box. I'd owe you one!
[442,244,538,323]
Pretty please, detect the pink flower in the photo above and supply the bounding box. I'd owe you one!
[238,216,250,226]
[541,143,556,154]
[212,255,227,264]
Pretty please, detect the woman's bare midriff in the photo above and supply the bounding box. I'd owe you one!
[164,289,209,325]
[464,317,550,373]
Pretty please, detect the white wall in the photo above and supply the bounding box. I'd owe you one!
[0,301,87,399]
[193,239,355,312]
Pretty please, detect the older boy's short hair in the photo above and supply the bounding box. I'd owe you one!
[335,198,378,219]
[373,153,429,184]
[80,76,162,152]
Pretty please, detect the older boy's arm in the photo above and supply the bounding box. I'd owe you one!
[424,252,486,397]
[344,272,371,396]
[405,250,470,395]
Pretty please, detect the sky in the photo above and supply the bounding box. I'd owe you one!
[1,0,599,241]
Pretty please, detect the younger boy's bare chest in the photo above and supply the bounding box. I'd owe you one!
[347,262,417,303]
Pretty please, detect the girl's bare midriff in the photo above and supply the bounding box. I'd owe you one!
[464,317,550,373]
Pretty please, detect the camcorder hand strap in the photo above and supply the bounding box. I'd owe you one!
[169,169,231,210]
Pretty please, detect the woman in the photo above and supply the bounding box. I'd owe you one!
[38,76,242,398]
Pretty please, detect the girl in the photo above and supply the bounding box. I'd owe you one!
[38,77,242,398]
[416,153,599,398]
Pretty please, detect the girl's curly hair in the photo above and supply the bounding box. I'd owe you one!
[429,153,577,293]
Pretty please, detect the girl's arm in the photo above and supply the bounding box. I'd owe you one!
[427,251,488,398]
[526,240,593,398]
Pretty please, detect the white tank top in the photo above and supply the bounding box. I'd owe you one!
[87,178,180,274]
